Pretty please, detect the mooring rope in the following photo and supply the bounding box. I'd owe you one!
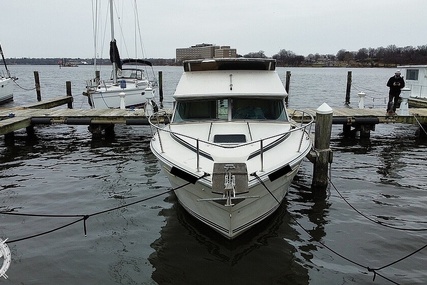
[352,82,384,96]
[328,177,427,232]
[351,83,388,108]
[0,172,209,244]
[413,114,427,136]
[253,168,422,284]
[12,80,36,91]
[251,173,280,204]
[1,168,424,284]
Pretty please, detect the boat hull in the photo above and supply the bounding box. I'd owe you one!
[86,85,155,109]
[0,77,13,104]
[153,148,303,239]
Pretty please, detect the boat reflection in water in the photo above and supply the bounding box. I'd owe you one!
[149,187,319,285]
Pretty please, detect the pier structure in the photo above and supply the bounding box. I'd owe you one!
[2,96,427,139]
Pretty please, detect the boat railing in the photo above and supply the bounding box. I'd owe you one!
[149,110,314,172]
[406,84,426,97]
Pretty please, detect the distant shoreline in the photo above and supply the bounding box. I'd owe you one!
[3,57,413,68]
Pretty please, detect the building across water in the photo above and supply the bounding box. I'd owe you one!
[176,43,237,62]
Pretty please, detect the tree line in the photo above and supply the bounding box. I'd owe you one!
[243,44,427,67]
[6,44,427,67]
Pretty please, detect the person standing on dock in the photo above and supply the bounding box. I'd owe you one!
[386,70,405,115]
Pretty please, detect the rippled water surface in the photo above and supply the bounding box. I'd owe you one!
[1,65,426,284]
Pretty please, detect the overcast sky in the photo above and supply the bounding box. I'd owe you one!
[2,0,426,59]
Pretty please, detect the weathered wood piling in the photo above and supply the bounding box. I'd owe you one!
[285,71,291,106]
[158,71,164,105]
[307,103,333,195]
[345,71,352,105]
[34,71,42,102]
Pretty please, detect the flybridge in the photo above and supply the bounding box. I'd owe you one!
[183,58,276,72]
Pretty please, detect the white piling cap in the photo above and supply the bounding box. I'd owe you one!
[316,103,333,114]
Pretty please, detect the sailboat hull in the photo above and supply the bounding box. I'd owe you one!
[88,85,153,109]
[0,77,13,104]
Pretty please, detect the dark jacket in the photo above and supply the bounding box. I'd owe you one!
[387,75,405,95]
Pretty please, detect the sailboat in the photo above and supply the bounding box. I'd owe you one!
[83,0,158,113]
[0,44,16,105]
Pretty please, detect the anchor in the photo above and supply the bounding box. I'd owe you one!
[223,164,236,206]
[198,163,259,206]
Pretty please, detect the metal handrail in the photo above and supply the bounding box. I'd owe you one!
[149,110,314,170]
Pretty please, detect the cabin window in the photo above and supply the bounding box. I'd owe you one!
[172,98,287,122]
[173,99,228,122]
[116,69,144,80]
[406,69,419,81]
[232,98,287,121]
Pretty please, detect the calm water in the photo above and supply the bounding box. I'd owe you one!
[1,65,426,284]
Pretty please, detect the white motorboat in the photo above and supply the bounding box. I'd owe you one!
[397,65,427,108]
[83,0,157,113]
[0,44,15,105]
[149,58,314,239]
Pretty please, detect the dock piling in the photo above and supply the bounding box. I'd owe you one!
[119,92,126,110]
[345,71,352,105]
[34,71,41,101]
[285,71,291,106]
[398,88,410,116]
[311,103,333,195]
[158,71,164,106]
[66,81,73,109]
[358,92,366,109]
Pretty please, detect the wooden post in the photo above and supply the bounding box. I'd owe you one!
[158,71,164,105]
[34,71,41,101]
[345,71,352,105]
[26,126,35,137]
[4,132,15,145]
[104,124,115,138]
[312,103,333,195]
[66,81,73,109]
[285,71,291,106]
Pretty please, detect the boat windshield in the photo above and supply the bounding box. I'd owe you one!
[115,69,145,80]
[173,98,287,122]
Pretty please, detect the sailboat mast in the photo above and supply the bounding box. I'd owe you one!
[0,44,11,78]
[110,0,118,84]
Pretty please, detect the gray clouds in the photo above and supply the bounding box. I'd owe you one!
[2,0,426,58]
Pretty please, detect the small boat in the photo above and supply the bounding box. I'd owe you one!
[83,0,157,113]
[59,59,78,67]
[149,58,314,239]
[397,65,427,108]
[0,44,16,105]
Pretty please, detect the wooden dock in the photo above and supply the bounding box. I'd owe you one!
[2,96,427,138]
[295,107,427,125]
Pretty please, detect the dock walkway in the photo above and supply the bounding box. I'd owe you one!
[1,96,427,137]
[297,107,427,125]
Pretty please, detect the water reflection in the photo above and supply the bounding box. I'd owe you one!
[149,188,322,285]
